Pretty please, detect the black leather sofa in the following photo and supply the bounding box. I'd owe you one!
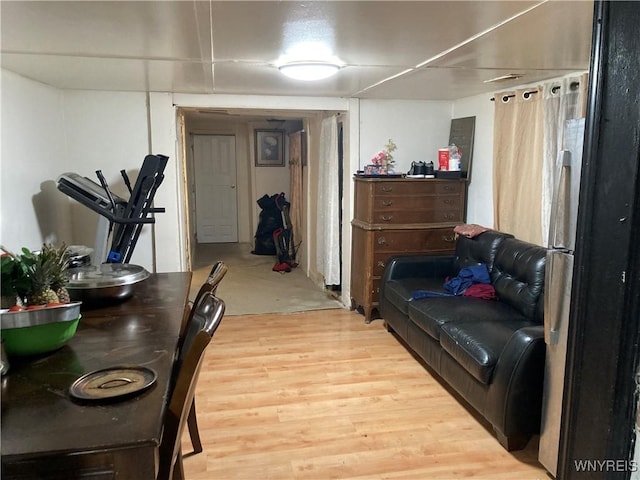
[379,230,547,450]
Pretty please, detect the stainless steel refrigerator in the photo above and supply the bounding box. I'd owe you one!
[539,117,585,476]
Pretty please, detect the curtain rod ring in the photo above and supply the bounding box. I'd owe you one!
[490,81,580,102]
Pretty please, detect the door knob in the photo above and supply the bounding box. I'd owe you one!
[231,185,236,189]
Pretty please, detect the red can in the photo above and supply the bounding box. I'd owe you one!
[438,149,450,171]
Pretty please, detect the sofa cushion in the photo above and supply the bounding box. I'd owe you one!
[384,277,446,315]
[454,230,514,272]
[408,296,526,341]
[439,318,534,385]
[491,238,547,322]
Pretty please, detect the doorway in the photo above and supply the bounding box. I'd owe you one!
[192,134,238,243]
[180,108,350,309]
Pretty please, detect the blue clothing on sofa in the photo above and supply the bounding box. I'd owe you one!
[444,264,491,295]
[411,263,491,300]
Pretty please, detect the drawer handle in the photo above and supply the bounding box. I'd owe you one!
[444,185,453,191]
[382,200,393,206]
[443,213,455,220]
[380,215,393,222]
[377,260,386,268]
[442,235,456,243]
[377,237,387,245]
[443,199,453,204]
[382,186,393,192]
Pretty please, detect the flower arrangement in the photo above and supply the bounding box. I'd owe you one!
[369,139,397,174]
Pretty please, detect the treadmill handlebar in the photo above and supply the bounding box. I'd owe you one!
[57,174,162,224]
[56,155,167,225]
[56,154,168,263]
[95,170,118,214]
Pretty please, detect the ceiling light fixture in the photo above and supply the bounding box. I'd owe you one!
[278,61,341,81]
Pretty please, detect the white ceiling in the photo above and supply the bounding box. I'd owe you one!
[0,1,594,101]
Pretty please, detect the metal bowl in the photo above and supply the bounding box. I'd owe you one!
[67,264,150,306]
[1,303,83,356]
[0,302,82,329]
[2,317,80,356]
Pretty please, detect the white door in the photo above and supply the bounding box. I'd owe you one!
[193,134,238,243]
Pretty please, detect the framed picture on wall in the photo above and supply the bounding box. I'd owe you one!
[255,129,285,166]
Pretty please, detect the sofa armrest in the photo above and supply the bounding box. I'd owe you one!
[485,325,546,436]
[381,254,456,284]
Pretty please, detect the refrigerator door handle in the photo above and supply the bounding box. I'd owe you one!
[548,150,572,249]
[544,252,559,345]
[544,250,574,345]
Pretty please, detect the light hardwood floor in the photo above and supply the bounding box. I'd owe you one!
[181,308,549,480]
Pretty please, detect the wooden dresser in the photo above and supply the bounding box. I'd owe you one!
[350,176,467,322]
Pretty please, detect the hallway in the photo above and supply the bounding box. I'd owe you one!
[190,242,343,316]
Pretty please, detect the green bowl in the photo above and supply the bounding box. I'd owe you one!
[1,316,80,356]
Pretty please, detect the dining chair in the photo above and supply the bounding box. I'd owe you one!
[179,260,228,454]
[196,260,228,302]
[180,261,228,333]
[158,291,226,480]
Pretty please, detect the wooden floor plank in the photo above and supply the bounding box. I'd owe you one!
[182,309,547,479]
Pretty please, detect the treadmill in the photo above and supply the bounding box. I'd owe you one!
[57,154,168,265]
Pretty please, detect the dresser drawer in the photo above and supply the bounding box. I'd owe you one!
[370,209,462,224]
[372,228,456,253]
[373,180,462,196]
[370,193,462,224]
[372,253,390,277]
[354,178,465,224]
[372,194,460,210]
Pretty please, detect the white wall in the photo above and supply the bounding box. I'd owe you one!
[0,76,492,282]
[359,99,453,174]
[149,92,183,272]
[0,70,70,252]
[358,97,499,229]
[0,71,174,272]
[249,121,291,233]
[1,82,360,276]
[62,90,154,269]
[1,75,498,280]
[452,93,496,228]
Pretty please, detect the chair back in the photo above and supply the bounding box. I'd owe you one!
[193,261,228,307]
[179,261,228,346]
[206,261,228,291]
[158,292,225,480]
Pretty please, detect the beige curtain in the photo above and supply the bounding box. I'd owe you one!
[493,87,545,245]
[541,73,589,244]
[288,131,304,249]
[316,115,340,285]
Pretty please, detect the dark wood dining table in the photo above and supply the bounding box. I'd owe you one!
[1,272,192,479]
